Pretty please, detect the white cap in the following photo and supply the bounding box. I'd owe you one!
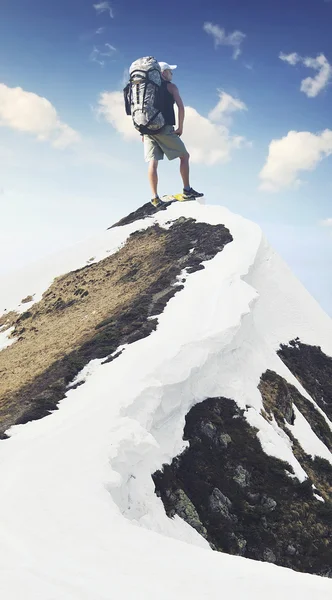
[158,62,177,72]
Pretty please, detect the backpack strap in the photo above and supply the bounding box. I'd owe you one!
[130,68,161,106]
[137,110,165,135]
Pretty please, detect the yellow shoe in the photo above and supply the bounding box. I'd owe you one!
[150,196,163,207]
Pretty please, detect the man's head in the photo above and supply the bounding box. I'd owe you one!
[159,62,177,82]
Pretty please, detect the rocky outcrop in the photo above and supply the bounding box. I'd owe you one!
[109,199,176,228]
[278,338,332,420]
[259,368,332,503]
[164,488,209,540]
[259,369,332,454]
[153,393,332,576]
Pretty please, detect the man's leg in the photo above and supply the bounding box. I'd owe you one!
[179,152,190,189]
[148,159,159,197]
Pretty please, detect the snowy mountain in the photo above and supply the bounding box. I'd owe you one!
[0,199,332,598]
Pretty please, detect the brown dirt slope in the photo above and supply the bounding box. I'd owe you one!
[0,217,232,437]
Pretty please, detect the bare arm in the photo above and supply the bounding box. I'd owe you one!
[168,83,184,134]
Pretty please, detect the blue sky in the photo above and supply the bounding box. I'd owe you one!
[1,0,332,316]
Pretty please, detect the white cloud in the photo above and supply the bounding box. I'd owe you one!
[53,123,81,149]
[320,218,332,226]
[90,47,104,67]
[259,129,332,192]
[301,54,332,97]
[183,107,248,165]
[279,52,301,66]
[96,27,105,34]
[203,22,246,59]
[0,83,80,148]
[279,52,332,97]
[72,141,131,172]
[104,43,116,53]
[208,91,247,125]
[97,91,137,140]
[90,43,116,67]
[97,90,249,165]
[93,2,114,18]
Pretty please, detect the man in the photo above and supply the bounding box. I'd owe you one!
[142,61,203,207]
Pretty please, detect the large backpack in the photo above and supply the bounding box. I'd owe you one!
[123,56,166,135]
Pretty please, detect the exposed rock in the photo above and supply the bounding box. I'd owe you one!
[259,369,332,501]
[200,421,218,441]
[233,465,250,488]
[278,339,332,421]
[153,395,332,577]
[261,496,277,512]
[236,536,247,555]
[209,488,235,521]
[220,433,232,448]
[109,201,167,228]
[0,310,18,332]
[259,370,295,426]
[264,548,276,563]
[247,492,260,503]
[167,488,208,539]
[287,544,296,556]
[200,421,232,449]
[229,532,247,556]
[21,295,34,304]
[261,516,268,529]
[260,369,332,454]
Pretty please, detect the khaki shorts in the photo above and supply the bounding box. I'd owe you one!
[144,125,188,162]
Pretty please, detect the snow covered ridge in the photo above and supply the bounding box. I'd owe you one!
[0,201,332,597]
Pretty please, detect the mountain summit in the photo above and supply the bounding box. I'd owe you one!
[0,200,332,598]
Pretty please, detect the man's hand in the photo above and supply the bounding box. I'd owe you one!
[174,127,183,136]
[141,135,144,142]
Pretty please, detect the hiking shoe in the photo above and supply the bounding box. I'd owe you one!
[150,196,163,207]
[182,187,204,199]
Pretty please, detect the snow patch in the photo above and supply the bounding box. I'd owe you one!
[0,326,16,351]
[0,202,332,597]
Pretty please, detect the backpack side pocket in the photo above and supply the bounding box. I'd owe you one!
[123,83,131,115]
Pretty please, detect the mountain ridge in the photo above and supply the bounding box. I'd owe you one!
[0,200,332,596]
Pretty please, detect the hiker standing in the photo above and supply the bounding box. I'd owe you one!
[124,57,203,207]
[143,62,203,206]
